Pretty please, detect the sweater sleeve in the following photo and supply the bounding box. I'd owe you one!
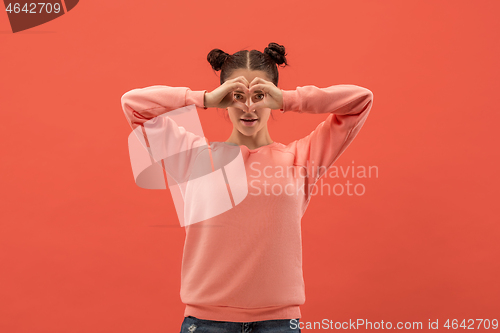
[121,85,207,130]
[120,85,209,186]
[281,84,373,198]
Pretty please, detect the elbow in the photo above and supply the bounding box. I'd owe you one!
[367,89,373,103]
[121,89,138,108]
[347,85,374,109]
[357,87,374,113]
[360,87,373,104]
[349,88,373,116]
[121,90,139,128]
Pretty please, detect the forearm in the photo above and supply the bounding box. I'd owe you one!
[280,84,373,115]
[121,85,206,129]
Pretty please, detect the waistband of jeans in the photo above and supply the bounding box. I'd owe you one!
[184,304,301,322]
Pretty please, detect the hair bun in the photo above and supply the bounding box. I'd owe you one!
[207,49,230,71]
[264,42,288,67]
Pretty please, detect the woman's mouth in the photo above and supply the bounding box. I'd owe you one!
[240,118,258,126]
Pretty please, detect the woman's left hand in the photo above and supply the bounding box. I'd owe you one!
[247,77,284,112]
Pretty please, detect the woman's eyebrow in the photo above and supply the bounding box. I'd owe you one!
[234,89,264,93]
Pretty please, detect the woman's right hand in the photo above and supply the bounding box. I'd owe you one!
[204,76,251,110]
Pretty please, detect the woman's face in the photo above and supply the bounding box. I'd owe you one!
[225,68,272,136]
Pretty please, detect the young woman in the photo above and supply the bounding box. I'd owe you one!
[121,42,374,333]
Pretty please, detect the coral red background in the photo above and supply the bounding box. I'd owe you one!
[1,1,498,332]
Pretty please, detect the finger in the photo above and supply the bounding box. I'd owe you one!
[249,83,268,95]
[232,100,249,112]
[249,77,270,87]
[224,83,248,104]
[248,100,267,113]
[234,76,250,87]
[230,90,249,111]
[241,76,250,87]
[234,82,250,94]
[220,92,235,106]
[228,76,249,89]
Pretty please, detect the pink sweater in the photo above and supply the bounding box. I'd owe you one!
[121,84,373,322]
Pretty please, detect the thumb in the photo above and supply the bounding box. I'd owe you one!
[248,100,267,113]
[231,100,249,112]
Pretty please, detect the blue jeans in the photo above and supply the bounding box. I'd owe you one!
[179,315,302,333]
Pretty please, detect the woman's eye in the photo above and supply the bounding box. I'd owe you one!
[252,94,264,102]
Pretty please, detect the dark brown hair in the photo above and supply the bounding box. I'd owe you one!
[207,42,289,86]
